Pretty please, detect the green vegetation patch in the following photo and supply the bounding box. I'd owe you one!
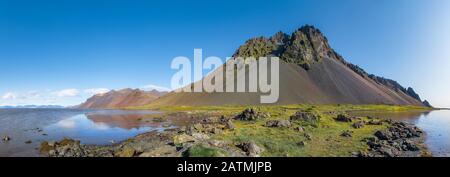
[130,104,431,157]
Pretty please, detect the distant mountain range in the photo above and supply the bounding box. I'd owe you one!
[151,25,431,107]
[0,105,65,109]
[76,89,167,109]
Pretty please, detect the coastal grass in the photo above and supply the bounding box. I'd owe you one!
[129,104,430,157]
[213,107,389,157]
[130,104,430,113]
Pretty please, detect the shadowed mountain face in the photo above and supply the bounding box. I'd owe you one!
[152,25,428,107]
[77,89,167,109]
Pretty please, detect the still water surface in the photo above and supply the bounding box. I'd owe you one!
[0,109,181,157]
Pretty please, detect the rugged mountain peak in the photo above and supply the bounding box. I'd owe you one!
[232,25,336,70]
[270,31,290,45]
[281,25,335,70]
[422,100,432,108]
[229,25,429,106]
[298,25,334,60]
[406,87,421,101]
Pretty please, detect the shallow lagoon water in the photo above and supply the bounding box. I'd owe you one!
[0,109,175,157]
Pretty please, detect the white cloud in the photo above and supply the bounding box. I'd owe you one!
[84,88,110,95]
[140,84,171,92]
[2,92,17,99]
[54,89,80,97]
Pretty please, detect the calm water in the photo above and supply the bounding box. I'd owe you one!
[0,109,181,157]
[349,110,450,157]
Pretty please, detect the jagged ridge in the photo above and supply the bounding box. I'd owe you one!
[232,25,426,104]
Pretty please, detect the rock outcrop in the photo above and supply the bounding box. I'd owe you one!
[360,122,425,157]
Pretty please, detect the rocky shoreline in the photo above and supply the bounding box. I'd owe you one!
[39,108,430,157]
[359,121,429,157]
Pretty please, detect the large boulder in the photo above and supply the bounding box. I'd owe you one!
[265,120,291,128]
[289,111,320,123]
[352,121,365,129]
[225,119,235,130]
[341,130,353,137]
[238,141,263,157]
[335,114,353,122]
[235,108,269,121]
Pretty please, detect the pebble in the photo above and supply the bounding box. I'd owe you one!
[2,136,11,142]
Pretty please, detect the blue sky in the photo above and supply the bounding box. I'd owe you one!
[1,0,449,107]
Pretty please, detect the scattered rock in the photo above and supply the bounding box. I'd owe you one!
[59,138,80,146]
[352,121,364,129]
[293,126,305,132]
[2,136,11,142]
[40,141,55,154]
[115,146,136,157]
[374,122,422,141]
[192,133,210,141]
[138,145,177,157]
[363,121,425,157]
[208,140,228,147]
[224,120,235,130]
[173,134,196,145]
[289,111,320,123]
[237,141,263,157]
[265,120,291,128]
[25,140,32,144]
[401,139,420,151]
[335,114,352,122]
[341,130,353,137]
[193,123,204,131]
[211,127,222,134]
[367,120,382,125]
[219,115,228,122]
[304,133,312,141]
[234,108,269,121]
[378,147,398,157]
[152,117,165,122]
[374,131,391,140]
[296,141,307,147]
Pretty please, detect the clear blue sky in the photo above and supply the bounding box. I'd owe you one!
[1,0,449,107]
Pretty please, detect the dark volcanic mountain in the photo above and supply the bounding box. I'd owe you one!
[77,89,167,109]
[152,25,428,107]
